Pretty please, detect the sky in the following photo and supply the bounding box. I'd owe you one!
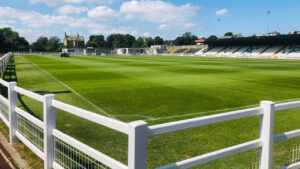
[0,0,299,43]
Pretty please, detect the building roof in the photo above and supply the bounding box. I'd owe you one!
[64,33,84,41]
[203,34,300,47]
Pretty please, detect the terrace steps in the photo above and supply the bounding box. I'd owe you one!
[273,46,287,56]
[229,46,243,57]
[214,47,227,56]
[259,46,272,55]
[182,48,192,54]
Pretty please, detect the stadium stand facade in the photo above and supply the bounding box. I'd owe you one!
[196,34,300,59]
[166,45,205,55]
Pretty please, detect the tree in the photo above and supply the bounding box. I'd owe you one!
[86,35,96,47]
[14,37,29,51]
[154,36,164,45]
[124,34,136,48]
[31,36,62,52]
[37,36,48,46]
[173,32,198,46]
[207,35,218,40]
[56,43,64,52]
[104,34,136,48]
[0,27,30,52]
[173,37,185,46]
[164,40,173,46]
[32,36,48,52]
[134,37,145,48]
[106,34,115,48]
[86,35,105,48]
[145,37,154,47]
[47,36,61,52]
[224,32,233,36]
[112,34,125,48]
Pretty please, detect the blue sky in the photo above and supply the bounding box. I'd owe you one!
[0,0,299,43]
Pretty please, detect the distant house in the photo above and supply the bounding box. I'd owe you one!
[219,33,243,39]
[258,32,280,37]
[63,33,85,48]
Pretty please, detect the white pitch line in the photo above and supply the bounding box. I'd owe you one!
[114,114,155,120]
[147,104,258,121]
[18,56,300,122]
[22,56,116,119]
[148,97,300,121]
[229,76,300,88]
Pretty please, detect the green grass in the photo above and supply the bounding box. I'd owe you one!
[11,54,300,168]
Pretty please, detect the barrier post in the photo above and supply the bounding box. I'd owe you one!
[8,82,18,143]
[128,120,149,169]
[259,101,275,169]
[44,94,56,169]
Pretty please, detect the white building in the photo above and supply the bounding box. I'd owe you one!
[84,47,112,55]
[147,45,167,55]
[62,48,84,55]
[116,48,146,55]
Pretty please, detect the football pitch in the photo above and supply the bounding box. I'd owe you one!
[12,54,300,168]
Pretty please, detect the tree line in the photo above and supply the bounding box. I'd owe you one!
[0,28,30,53]
[31,36,63,52]
[0,27,63,53]
[1,27,228,53]
[85,32,198,49]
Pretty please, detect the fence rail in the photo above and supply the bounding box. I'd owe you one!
[149,107,262,136]
[0,52,300,169]
[0,52,12,77]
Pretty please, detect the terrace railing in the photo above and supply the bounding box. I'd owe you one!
[0,52,300,169]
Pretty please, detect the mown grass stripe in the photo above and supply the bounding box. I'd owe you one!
[21,56,115,119]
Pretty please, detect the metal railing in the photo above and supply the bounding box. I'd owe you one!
[0,52,300,169]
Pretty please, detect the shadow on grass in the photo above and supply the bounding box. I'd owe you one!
[1,57,72,119]
[1,56,40,119]
[1,56,108,169]
[34,90,71,95]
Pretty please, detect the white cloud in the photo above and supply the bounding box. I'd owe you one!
[0,20,16,28]
[89,25,137,35]
[0,7,91,28]
[29,0,118,6]
[88,6,119,21]
[143,32,151,37]
[0,7,57,28]
[0,6,136,36]
[159,24,167,30]
[159,22,195,30]
[216,9,228,16]
[0,6,142,43]
[57,5,88,15]
[130,31,138,36]
[120,0,199,30]
[0,23,10,28]
[16,28,54,42]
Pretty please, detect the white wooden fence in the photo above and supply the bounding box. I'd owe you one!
[0,52,13,76]
[0,53,300,169]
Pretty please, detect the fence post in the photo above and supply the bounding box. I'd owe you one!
[128,120,149,169]
[259,101,275,169]
[43,94,56,169]
[8,82,18,144]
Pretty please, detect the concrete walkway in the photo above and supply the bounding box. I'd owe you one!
[0,129,31,169]
[0,141,18,169]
